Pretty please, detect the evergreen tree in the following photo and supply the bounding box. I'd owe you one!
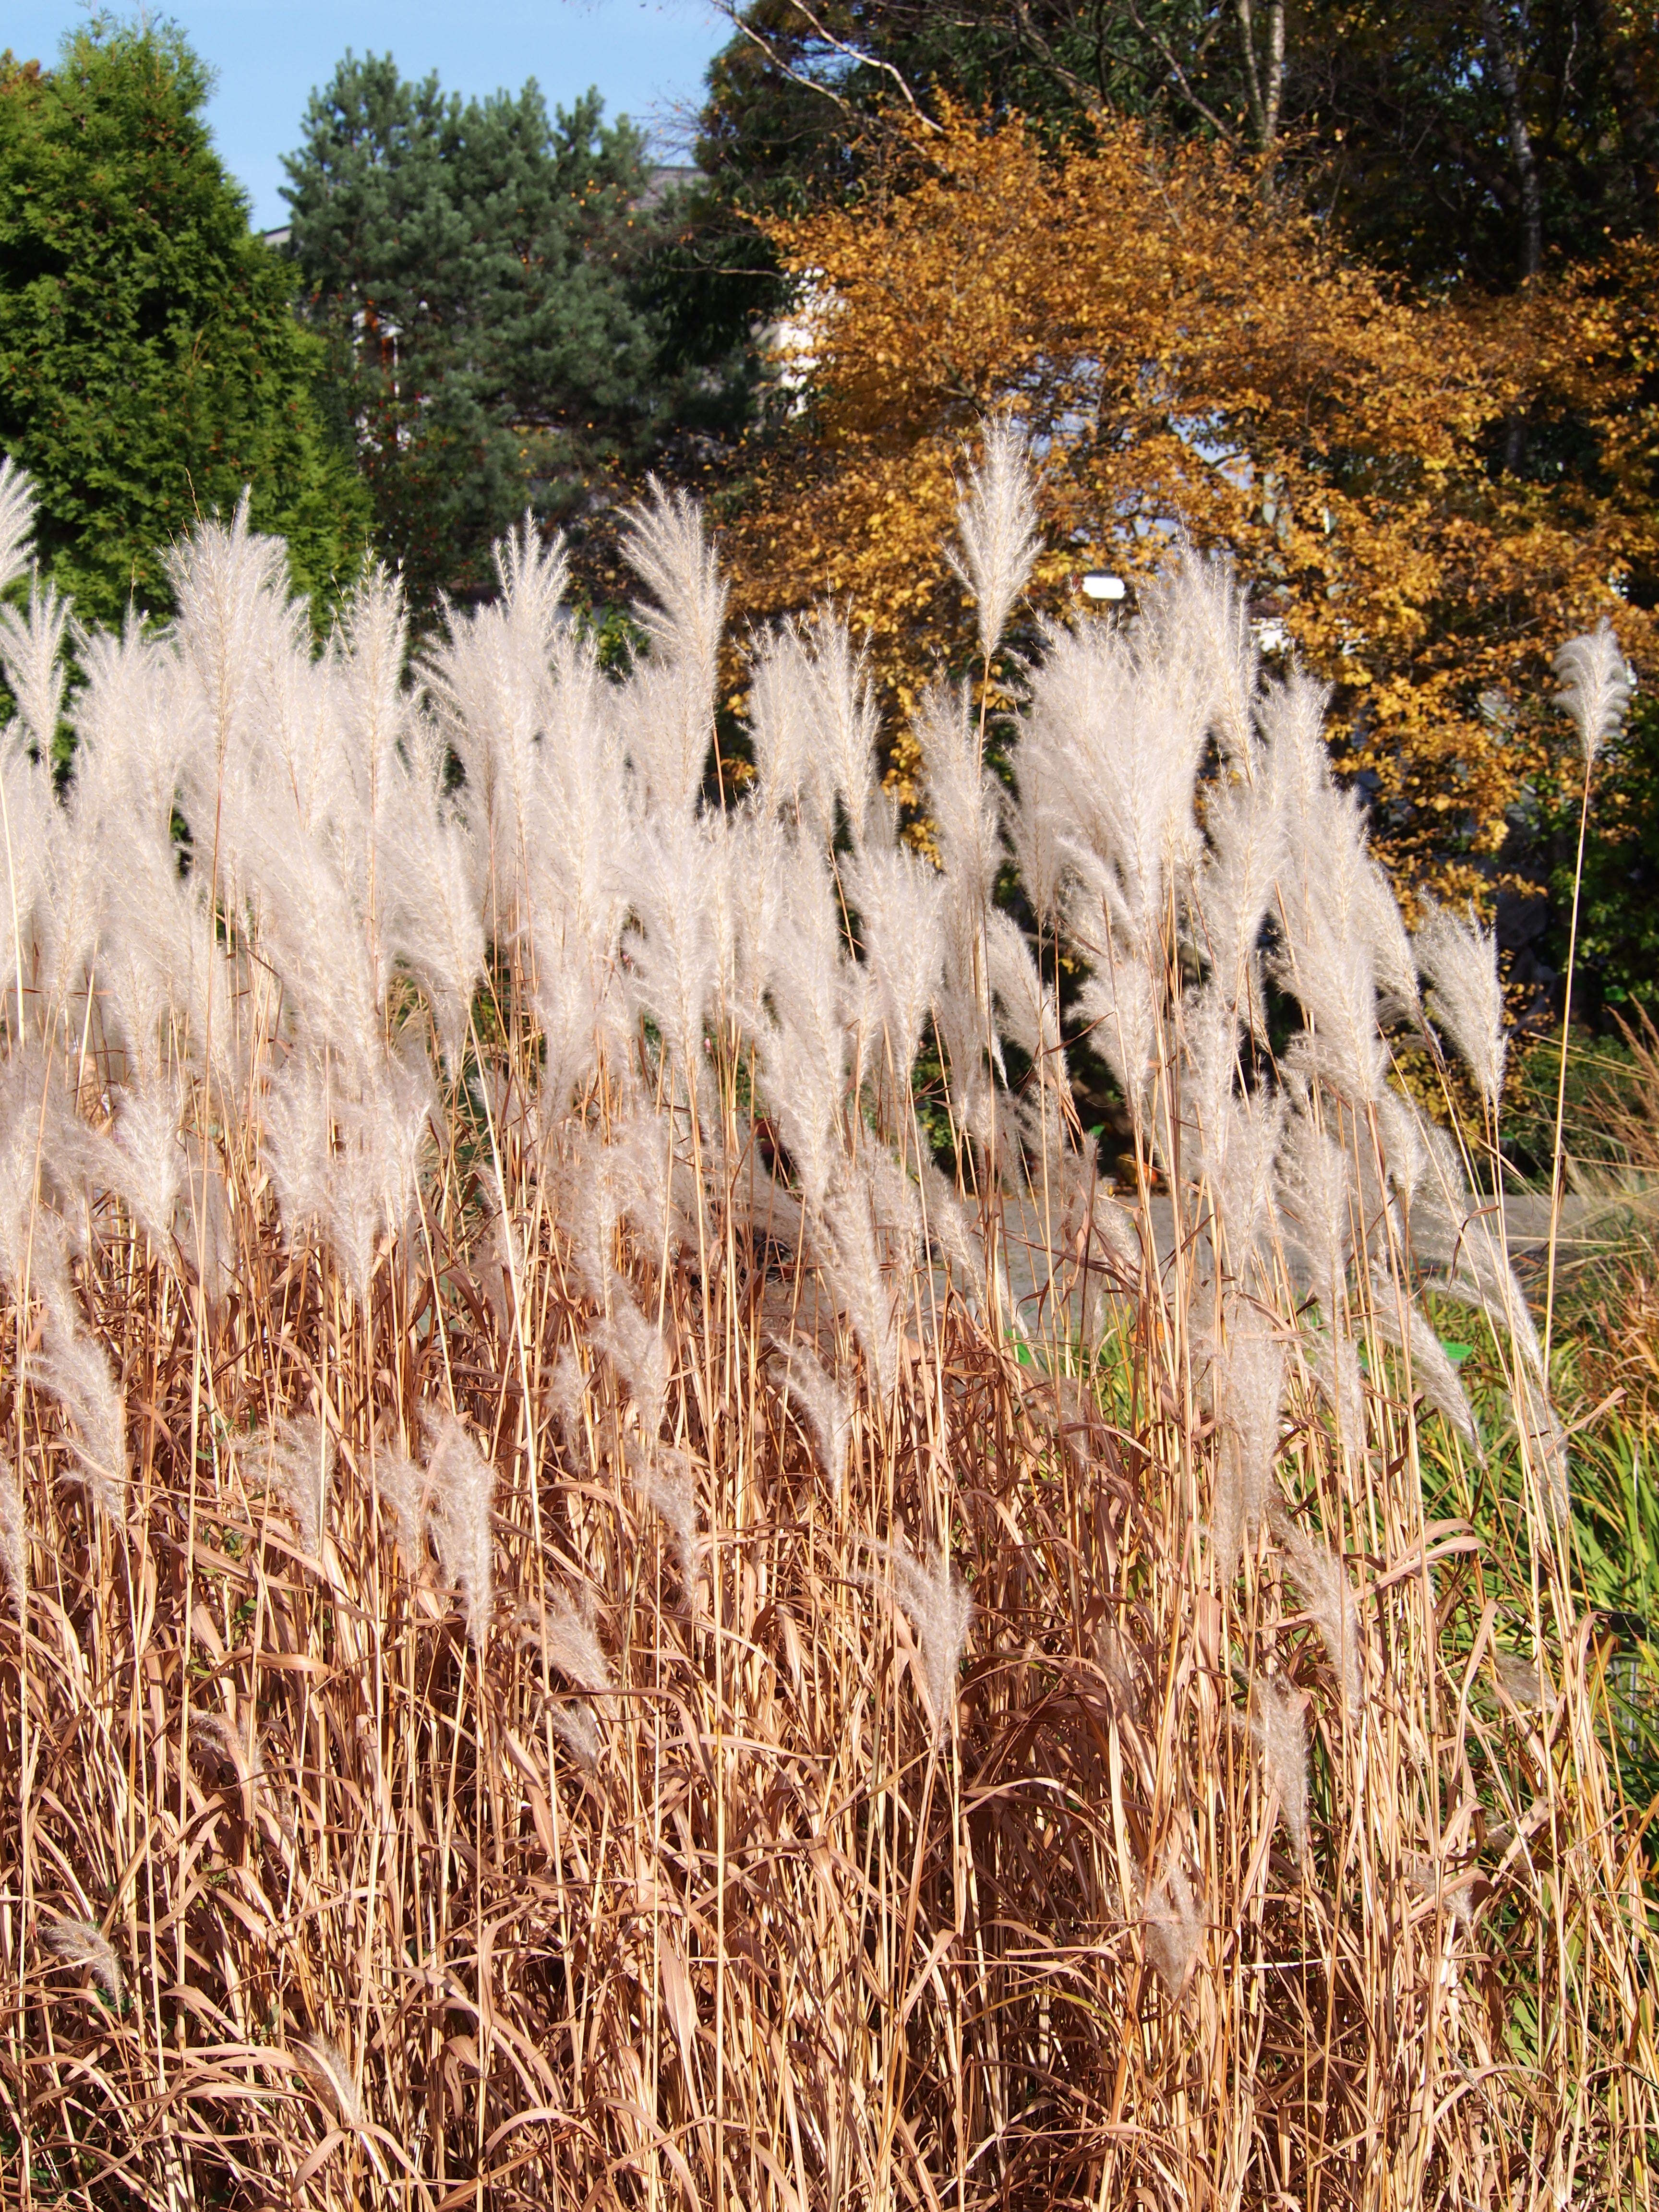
[283,55,685,610]
[0,25,368,630]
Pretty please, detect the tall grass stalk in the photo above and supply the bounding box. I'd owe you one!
[1542,623,1634,1377]
[0,449,1650,2209]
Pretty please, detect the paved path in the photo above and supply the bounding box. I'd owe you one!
[995,1191,1606,1334]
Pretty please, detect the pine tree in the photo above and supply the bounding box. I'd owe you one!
[283,55,676,611]
[0,26,368,630]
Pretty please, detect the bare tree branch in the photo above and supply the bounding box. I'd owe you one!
[1122,0,1240,144]
[705,1,942,129]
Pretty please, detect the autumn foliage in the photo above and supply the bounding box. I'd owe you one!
[724,106,1657,899]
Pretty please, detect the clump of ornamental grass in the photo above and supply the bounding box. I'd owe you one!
[0,438,1649,2212]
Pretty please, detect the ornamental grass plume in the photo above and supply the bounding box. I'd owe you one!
[296,2035,368,2139]
[41,1919,125,2008]
[1416,899,1507,1114]
[869,1538,974,1740]
[1248,1675,1310,1864]
[773,1340,854,1498]
[949,414,1042,666]
[423,1411,495,1648]
[1554,618,1634,765]
[0,438,1646,2209]
[0,1451,23,1613]
[1143,1852,1203,2002]
[244,1415,335,1564]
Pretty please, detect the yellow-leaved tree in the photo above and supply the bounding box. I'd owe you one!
[720,105,1657,901]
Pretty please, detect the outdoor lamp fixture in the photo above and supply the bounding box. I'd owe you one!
[1081,572,1126,601]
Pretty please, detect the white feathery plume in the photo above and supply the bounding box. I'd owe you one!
[869,1537,973,1740]
[844,843,947,1085]
[35,799,106,1027]
[0,1050,59,1290]
[748,620,815,823]
[865,1138,926,1286]
[1194,763,1284,1025]
[1248,1676,1310,1863]
[1260,670,1395,1106]
[1303,1326,1367,1464]
[985,910,1070,1101]
[244,1415,334,1562]
[528,1591,614,1697]
[1370,1087,1430,1214]
[772,1341,853,1497]
[754,869,850,1213]
[719,806,791,1039]
[420,610,545,922]
[795,608,882,847]
[1407,1121,1545,1380]
[622,481,725,817]
[817,1168,898,1397]
[1143,1851,1203,2001]
[373,1444,430,1575]
[0,454,35,594]
[1074,944,1160,1112]
[1209,1309,1285,1579]
[70,616,183,834]
[1358,858,1422,1025]
[376,726,485,1074]
[108,1077,185,1250]
[592,1297,671,1440]
[335,562,410,831]
[1276,1105,1354,1310]
[1515,1374,1571,1521]
[1186,988,1284,1275]
[42,1918,125,2008]
[1367,1283,1481,1455]
[0,1450,24,1614]
[1268,1494,1361,1721]
[915,1153,987,1297]
[612,1108,695,1269]
[34,1284,127,1520]
[1553,619,1633,765]
[0,570,72,759]
[630,810,718,1081]
[296,2035,368,2138]
[261,1051,334,1252]
[918,682,1000,906]
[948,417,1041,664]
[1416,900,1506,1112]
[323,1049,435,1303]
[166,495,304,792]
[558,1128,625,1300]
[1028,616,1207,961]
[423,1412,495,1648]
[551,1706,603,1771]
[1156,545,1260,768]
[494,512,572,662]
[635,1446,701,1589]
[235,797,383,1071]
[547,1344,588,1452]
[529,958,600,1123]
[0,739,53,1019]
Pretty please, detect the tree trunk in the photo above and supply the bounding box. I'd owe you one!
[1482,0,1543,281]
[1236,0,1286,158]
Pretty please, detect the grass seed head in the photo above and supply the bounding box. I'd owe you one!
[42,1917,125,2007]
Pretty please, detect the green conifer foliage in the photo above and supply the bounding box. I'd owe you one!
[0,26,368,629]
[284,55,668,611]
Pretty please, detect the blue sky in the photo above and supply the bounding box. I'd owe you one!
[9,2,731,229]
